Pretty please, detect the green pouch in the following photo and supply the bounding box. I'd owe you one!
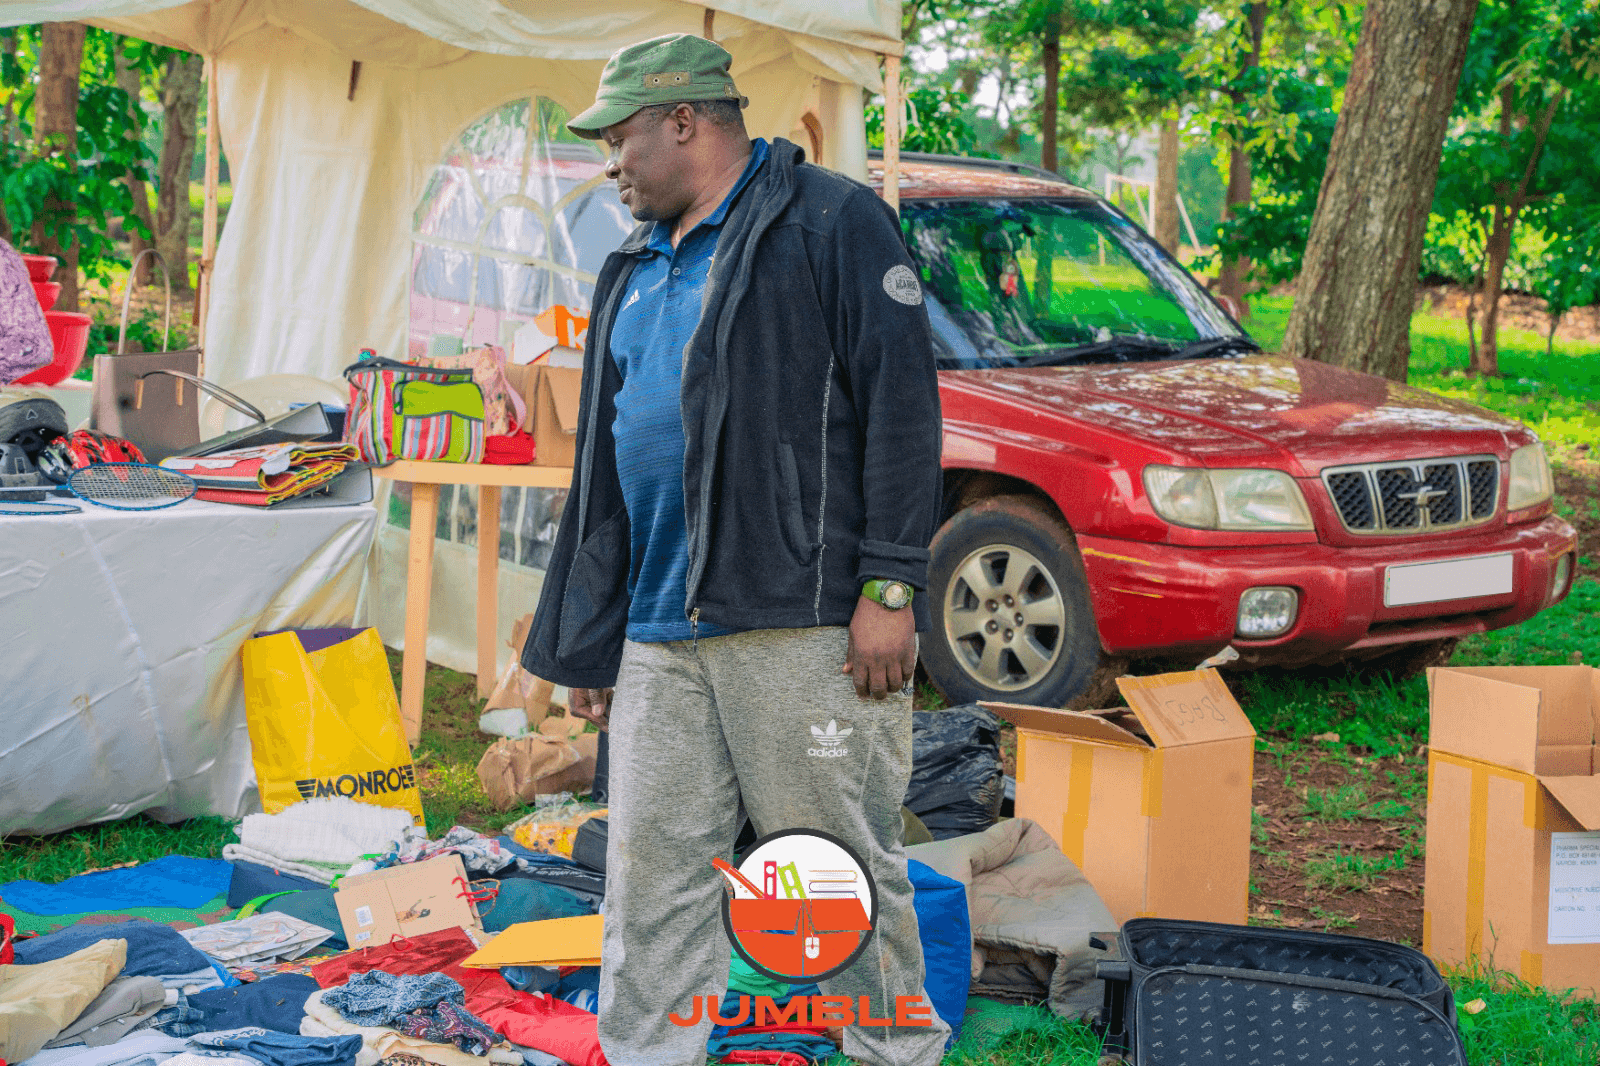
[389,379,485,463]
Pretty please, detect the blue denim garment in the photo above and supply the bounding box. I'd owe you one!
[187,1028,361,1066]
[14,919,209,979]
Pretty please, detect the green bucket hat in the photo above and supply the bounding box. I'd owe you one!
[567,33,748,139]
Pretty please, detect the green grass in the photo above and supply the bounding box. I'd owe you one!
[1304,844,1419,893]
[1457,577,1600,666]
[0,815,236,884]
[1451,963,1600,1064]
[1301,783,1370,822]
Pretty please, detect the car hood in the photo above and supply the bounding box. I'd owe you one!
[944,354,1521,473]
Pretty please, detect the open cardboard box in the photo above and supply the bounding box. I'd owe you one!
[504,347,581,468]
[984,669,1255,925]
[1424,666,1600,997]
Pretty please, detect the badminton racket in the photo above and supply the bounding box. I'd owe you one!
[67,463,196,510]
[0,499,82,516]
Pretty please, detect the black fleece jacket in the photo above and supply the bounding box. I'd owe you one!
[521,138,942,690]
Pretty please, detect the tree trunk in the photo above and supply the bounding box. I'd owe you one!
[155,52,202,295]
[32,22,86,312]
[1280,0,1480,382]
[1218,2,1265,310]
[1154,116,1181,253]
[114,39,156,287]
[1039,5,1062,174]
[0,29,15,242]
[1469,88,1565,377]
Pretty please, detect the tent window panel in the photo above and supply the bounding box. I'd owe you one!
[406,96,627,562]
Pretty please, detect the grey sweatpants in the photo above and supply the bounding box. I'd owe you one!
[597,626,952,1066]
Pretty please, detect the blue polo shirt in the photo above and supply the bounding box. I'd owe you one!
[609,138,769,642]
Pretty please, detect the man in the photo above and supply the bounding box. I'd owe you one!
[522,33,949,1065]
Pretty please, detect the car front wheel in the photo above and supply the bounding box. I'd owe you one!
[922,494,1101,707]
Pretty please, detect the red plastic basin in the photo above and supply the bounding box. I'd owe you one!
[20,254,57,283]
[31,280,61,310]
[15,310,92,386]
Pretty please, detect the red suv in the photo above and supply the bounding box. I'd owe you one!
[877,153,1578,707]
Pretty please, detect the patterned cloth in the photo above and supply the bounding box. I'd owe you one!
[321,971,466,1027]
[393,999,499,1056]
[346,827,523,880]
[0,237,52,384]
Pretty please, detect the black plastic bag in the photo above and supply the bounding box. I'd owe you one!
[904,705,1004,840]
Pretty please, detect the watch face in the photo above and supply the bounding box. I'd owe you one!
[882,581,910,609]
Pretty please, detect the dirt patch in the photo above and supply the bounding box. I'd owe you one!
[1555,459,1600,581]
[1249,744,1427,945]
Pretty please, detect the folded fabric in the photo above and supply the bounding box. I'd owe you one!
[500,1046,563,1066]
[491,842,604,909]
[14,922,209,983]
[165,975,320,1035]
[161,1052,255,1066]
[41,977,166,1049]
[223,800,415,886]
[718,1053,811,1066]
[300,991,522,1066]
[322,974,464,1029]
[706,985,834,1064]
[346,827,522,880]
[18,1028,187,1066]
[190,1026,362,1066]
[392,1000,499,1056]
[0,939,127,1063]
[156,966,224,993]
[227,863,328,910]
[1,858,233,917]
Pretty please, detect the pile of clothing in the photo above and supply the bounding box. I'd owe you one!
[2,790,1111,1066]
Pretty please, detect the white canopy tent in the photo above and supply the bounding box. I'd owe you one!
[0,0,904,387]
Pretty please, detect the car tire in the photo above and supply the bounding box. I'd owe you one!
[923,494,1102,707]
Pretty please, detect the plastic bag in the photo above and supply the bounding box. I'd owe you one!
[904,706,1004,840]
[241,627,424,823]
[505,797,608,856]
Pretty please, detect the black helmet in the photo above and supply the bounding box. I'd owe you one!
[0,390,68,460]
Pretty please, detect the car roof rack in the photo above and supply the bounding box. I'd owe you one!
[866,149,1070,184]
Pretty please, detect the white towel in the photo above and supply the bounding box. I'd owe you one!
[224,798,415,879]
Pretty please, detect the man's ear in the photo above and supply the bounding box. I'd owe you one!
[672,102,697,144]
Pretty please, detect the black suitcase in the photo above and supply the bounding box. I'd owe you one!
[1092,919,1458,1062]
[1123,964,1467,1065]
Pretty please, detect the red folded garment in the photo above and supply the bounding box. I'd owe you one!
[311,928,607,1066]
[720,1053,811,1066]
[483,430,535,465]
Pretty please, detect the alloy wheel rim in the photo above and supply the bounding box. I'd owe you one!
[943,542,1065,692]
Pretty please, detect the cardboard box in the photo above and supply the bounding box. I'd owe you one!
[1424,666,1600,996]
[985,669,1256,925]
[505,350,581,468]
[333,854,481,947]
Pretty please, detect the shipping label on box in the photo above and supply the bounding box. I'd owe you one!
[984,669,1255,925]
[334,854,480,947]
[1424,665,1600,997]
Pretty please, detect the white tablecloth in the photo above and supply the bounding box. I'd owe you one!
[0,498,378,835]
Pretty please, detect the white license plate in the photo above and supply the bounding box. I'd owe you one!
[1384,552,1514,608]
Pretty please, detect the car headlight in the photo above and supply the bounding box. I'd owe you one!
[1507,442,1553,511]
[1143,465,1314,531]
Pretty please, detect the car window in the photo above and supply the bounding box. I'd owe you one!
[900,198,1242,369]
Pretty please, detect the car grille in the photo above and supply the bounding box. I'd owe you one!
[1321,456,1499,534]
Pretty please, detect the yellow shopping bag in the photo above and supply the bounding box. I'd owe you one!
[241,627,424,823]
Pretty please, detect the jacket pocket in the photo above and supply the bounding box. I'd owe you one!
[557,507,630,665]
[777,442,814,561]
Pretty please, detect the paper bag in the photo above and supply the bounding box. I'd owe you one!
[333,854,479,947]
[484,614,564,727]
[476,734,584,811]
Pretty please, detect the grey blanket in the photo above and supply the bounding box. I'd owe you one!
[907,817,1115,1018]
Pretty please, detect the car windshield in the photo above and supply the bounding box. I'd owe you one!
[899,198,1248,370]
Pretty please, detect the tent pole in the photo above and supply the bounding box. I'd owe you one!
[197,53,220,371]
[703,7,714,38]
[882,53,901,214]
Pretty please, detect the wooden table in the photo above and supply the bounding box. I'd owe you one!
[372,460,573,746]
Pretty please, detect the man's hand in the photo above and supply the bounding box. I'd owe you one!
[842,595,917,700]
[569,687,614,731]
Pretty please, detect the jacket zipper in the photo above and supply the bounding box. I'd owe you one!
[691,608,700,651]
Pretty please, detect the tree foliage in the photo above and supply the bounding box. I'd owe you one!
[0,26,164,285]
